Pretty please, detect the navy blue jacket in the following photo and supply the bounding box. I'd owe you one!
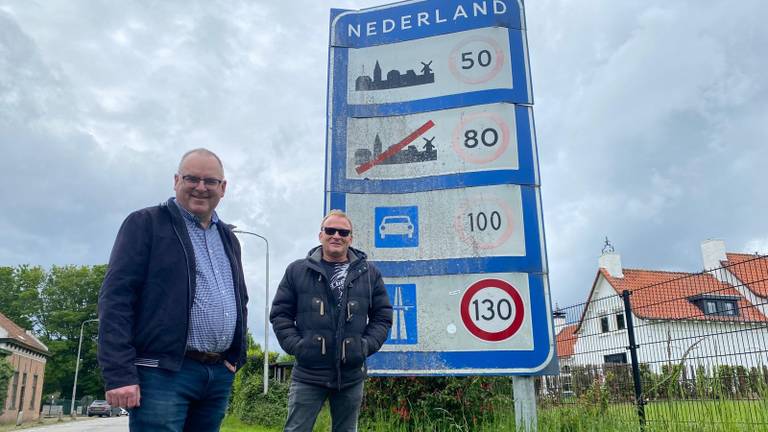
[270,246,392,389]
[97,198,248,391]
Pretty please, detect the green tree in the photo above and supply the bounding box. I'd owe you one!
[0,355,14,416]
[38,265,105,399]
[0,265,44,330]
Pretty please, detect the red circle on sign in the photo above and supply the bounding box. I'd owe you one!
[448,36,506,84]
[460,278,524,342]
[451,111,511,165]
[452,196,516,250]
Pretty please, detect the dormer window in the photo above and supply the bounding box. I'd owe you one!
[689,295,739,317]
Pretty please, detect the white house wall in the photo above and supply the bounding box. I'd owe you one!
[571,275,768,373]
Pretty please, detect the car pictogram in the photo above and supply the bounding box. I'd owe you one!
[379,215,414,239]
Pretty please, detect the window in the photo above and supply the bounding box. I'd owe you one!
[705,301,717,314]
[562,375,573,394]
[19,373,27,413]
[604,353,628,364]
[9,371,19,410]
[600,316,610,333]
[721,301,738,316]
[616,313,626,330]
[690,296,740,317]
[30,375,38,410]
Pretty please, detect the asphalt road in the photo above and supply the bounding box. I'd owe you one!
[22,416,128,432]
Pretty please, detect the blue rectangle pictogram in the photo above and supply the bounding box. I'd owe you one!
[385,283,418,345]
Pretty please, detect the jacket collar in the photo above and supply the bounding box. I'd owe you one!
[306,245,366,269]
[170,198,220,227]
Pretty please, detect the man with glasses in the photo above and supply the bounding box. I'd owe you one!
[271,210,392,432]
[98,148,249,431]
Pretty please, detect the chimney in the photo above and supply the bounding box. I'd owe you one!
[599,252,624,278]
[552,307,566,334]
[701,239,727,271]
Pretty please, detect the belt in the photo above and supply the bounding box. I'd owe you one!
[185,350,224,365]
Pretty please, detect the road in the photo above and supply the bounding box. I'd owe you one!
[22,417,128,432]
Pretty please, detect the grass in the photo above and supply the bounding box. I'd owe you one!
[222,399,768,432]
[222,404,331,432]
[221,416,277,432]
[538,399,768,432]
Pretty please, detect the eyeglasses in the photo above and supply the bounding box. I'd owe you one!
[322,227,351,237]
[180,175,223,188]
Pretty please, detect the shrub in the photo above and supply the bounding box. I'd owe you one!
[229,374,290,427]
[0,358,13,416]
[361,376,512,430]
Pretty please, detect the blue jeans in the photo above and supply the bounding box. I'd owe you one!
[284,379,364,432]
[129,357,235,432]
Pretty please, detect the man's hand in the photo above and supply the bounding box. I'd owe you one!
[106,385,141,409]
[224,360,236,373]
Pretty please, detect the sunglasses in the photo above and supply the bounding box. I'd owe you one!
[323,227,352,237]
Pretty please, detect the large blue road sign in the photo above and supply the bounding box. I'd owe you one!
[325,0,555,375]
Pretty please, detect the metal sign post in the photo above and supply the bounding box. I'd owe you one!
[326,0,554,382]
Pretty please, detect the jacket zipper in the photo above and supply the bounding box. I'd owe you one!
[312,260,367,389]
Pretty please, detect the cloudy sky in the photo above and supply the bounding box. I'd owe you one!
[1,0,766,344]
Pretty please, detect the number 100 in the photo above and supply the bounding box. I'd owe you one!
[467,211,501,232]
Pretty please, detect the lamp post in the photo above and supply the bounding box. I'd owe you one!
[233,230,270,395]
[71,318,99,418]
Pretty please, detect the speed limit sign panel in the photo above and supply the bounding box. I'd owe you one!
[346,26,530,107]
[379,272,533,352]
[346,103,528,180]
[345,183,526,262]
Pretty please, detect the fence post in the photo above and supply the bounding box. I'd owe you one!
[622,289,646,431]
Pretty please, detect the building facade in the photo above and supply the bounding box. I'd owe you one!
[554,240,768,384]
[0,312,49,425]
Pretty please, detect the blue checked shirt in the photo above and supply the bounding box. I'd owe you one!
[173,199,237,353]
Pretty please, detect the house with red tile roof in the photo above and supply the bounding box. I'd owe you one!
[557,240,768,375]
[0,311,49,425]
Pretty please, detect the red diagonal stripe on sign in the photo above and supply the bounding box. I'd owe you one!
[355,120,436,175]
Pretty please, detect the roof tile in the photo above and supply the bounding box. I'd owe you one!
[601,268,767,323]
[724,253,768,298]
[556,324,579,358]
[0,311,48,354]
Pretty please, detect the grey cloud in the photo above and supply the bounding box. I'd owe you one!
[2,0,766,334]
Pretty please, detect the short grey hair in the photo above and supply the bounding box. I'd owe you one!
[178,148,224,175]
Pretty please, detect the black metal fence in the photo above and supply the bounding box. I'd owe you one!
[540,254,768,430]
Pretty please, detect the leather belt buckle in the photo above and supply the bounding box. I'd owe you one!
[186,350,223,365]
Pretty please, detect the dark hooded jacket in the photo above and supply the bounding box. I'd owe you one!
[270,246,392,389]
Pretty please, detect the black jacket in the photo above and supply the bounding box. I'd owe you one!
[97,198,248,391]
[270,246,392,389]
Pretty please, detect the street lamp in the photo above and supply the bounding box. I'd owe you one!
[233,229,270,395]
[71,318,98,418]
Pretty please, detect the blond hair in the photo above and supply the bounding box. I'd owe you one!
[320,209,353,232]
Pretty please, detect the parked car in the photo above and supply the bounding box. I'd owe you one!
[87,400,112,417]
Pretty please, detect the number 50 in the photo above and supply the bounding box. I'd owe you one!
[461,50,493,70]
